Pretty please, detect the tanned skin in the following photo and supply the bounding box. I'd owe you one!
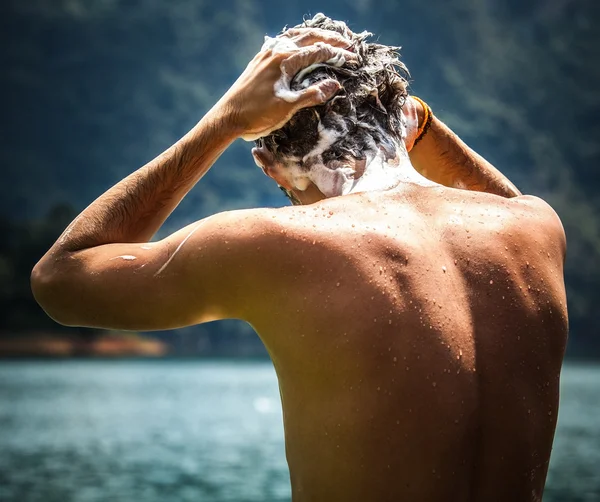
[32,28,567,502]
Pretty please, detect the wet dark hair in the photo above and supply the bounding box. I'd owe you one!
[257,13,410,174]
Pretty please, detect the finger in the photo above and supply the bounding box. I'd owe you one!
[261,34,298,54]
[281,27,356,40]
[281,43,357,81]
[297,79,341,108]
[279,28,353,50]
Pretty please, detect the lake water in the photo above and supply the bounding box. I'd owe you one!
[0,360,598,502]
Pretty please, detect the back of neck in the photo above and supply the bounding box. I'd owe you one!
[306,142,437,198]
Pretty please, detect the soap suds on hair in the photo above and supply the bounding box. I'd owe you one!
[241,35,352,142]
[302,138,433,198]
[257,13,421,200]
[260,36,348,105]
[258,36,308,105]
[303,117,345,163]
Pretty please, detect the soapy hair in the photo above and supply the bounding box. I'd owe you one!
[257,13,410,195]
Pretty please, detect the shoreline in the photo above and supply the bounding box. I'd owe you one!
[0,331,168,358]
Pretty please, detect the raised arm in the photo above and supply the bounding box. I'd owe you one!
[31,38,356,330]
[405,97,522,198]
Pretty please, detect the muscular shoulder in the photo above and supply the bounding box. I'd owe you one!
[189,206,306,262]
[510,195,566,260]
[192,204,323,276]
[206,205,322,246]
[199,204,349,321]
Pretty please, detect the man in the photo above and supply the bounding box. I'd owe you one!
[32,14,568,502]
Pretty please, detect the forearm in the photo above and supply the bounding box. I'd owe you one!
[34,37,355,269]
[50,105,239,254]
[408,107,521,198]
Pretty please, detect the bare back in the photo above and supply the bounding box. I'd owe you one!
[27,22,569,502]
[250,184,568,502]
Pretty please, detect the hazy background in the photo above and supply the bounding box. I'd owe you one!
[0,1,599,501]
[1,0,599,357]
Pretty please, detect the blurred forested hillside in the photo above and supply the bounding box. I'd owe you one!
[1,0,598,357]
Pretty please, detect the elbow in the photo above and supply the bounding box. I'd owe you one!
[30,260,52,310]
[31,259,79,327]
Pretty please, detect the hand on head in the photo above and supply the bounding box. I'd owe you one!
[275,27,426,154]
[278,27,355,52]
[402,97,425,152]
[219,29,358,141]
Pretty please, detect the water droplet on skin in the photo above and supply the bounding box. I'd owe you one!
[336,282,340,287]
[489,280,494,285]
[442,266,447,273]
[432,382,437,387]
[389,319,392,325]
[526,261,530,267]
[393,356,397,362]
[110,255,137,261]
